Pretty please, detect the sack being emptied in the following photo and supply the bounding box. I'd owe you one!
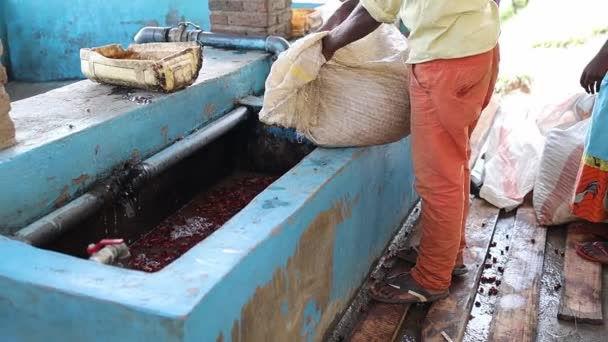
[259,24,410,147]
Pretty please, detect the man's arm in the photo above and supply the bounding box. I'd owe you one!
[581,39,608,94]
[321,4,382,61]
[317,0,360,32]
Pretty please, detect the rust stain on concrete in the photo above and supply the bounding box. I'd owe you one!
[204,104,216,119]
[352,148,368,159]
[161,125,169,145]
[287,215,298,226]
[227,201,354,342]
[71,174,90,185]
[130,149,140,163]
[53,186,70,208]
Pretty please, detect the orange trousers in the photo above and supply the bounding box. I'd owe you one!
[410,46,500,291]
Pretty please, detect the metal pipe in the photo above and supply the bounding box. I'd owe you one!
[13,107,251,246]
[129,106,250,189]
[264,36,291,57]
[13,187,111,246]
[133,23,290,57]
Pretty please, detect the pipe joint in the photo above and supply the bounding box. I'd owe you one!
[265,36,290,57]
[133,23,290,57]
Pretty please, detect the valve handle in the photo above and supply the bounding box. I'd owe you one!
[87,239,125,256]
[177,22,201,31]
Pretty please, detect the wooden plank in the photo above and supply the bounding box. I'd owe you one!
[487,206,547,342]
[349,303,410,342]
[558,223,604,324]
[422,200,500,342]
[349,223,422,342]
[349,263,413,342]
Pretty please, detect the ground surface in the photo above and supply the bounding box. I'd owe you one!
[499,0,608,101]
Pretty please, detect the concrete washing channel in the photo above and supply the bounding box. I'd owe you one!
[0,46,418,340]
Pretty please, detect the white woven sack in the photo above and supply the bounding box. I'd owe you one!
[260,25,410,147]
[533,119,590,226]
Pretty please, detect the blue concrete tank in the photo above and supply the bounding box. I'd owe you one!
[0,35,418,342]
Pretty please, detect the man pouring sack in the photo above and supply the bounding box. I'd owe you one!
[321,0,500,304]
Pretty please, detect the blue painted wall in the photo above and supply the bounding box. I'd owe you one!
[292,1,325,9]
[4,0,210,81]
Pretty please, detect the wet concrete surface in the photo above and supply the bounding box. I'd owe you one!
[128,172,277,272]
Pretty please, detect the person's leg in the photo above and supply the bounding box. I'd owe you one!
[572,74,608,222]
[370,63,473,301]
[458,45,501,266]
[369,47,499,303]
[410,49,497,291]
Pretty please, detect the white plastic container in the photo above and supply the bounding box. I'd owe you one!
[80,42,202,93]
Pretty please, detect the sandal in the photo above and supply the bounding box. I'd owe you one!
[396,246,468,276]
[368,272,449,304]
[576,241,608,264]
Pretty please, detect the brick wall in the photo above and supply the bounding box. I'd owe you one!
[210,0,293,37]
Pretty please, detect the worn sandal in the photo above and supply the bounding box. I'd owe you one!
[396,246,468,276]
[576,241,608,264]
[368,272,449,304]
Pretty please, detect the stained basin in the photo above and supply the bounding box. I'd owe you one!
[0,46,418,341]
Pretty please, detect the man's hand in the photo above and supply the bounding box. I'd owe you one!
[581,40,608,94]
[317,0,359,32]
[320,4,382,62]
[322,35,338,62]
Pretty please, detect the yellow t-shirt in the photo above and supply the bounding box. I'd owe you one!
[360,0,500,64]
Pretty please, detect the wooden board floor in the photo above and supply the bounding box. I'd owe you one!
[336,98,608,342]
[558,223,604,324]
[340,203,608,342]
